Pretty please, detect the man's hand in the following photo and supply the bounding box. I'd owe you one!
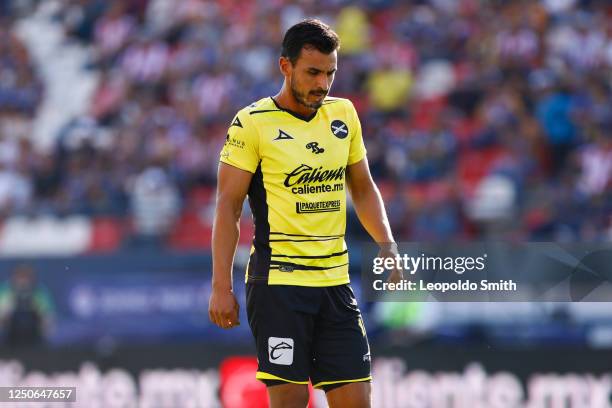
[378,242,404,284]
[210,163,252,330]
[208,288,240,329]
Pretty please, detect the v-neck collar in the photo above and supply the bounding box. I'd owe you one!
[270,97,318,122]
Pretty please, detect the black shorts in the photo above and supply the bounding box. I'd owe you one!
[246,282,372,390]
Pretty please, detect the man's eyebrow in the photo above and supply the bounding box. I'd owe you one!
[307,67,337,74]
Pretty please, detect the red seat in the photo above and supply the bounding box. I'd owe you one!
[168,211,212,249]
[89,218,123,252]
[457,147,506,196]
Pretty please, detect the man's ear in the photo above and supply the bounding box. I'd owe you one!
[279,56,292,77]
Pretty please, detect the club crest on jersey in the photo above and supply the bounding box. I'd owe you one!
[306,142,324,154]
[274,129,294,140]
[331,120,348,139]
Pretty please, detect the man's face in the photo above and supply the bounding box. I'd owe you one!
[285,46,337,110]
[12,268,34,290]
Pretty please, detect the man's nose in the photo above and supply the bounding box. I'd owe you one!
[316,74,329,92]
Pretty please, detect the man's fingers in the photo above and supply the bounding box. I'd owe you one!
[214,310,239,329]
[209,309,219,326]
[216,314,230,329]
[210,310,222,328]
[228,309,240,326]
[209,293,240,329]
[210,309,228,329]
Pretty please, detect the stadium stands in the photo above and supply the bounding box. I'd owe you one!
[0,0,610,251]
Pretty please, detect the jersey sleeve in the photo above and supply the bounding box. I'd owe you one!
[347,101,367,165]
[219,111,260,173]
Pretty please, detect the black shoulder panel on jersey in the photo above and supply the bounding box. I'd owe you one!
[270,97,316,122]
[250,109,281,115]
[247,162,271,283]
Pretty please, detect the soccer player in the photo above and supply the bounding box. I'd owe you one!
[209,19,399,408]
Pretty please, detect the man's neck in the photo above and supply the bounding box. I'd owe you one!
[273,86,316,118]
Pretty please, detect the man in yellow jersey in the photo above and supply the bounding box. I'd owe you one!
[209,19,399,408]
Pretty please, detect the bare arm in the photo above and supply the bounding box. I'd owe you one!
[209,162,253,329]
[347,158,402,282]
[346,157,394,244]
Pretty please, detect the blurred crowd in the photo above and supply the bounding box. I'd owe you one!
[0,0,610,243]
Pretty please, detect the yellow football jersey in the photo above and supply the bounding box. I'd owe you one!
[219,96,366,286]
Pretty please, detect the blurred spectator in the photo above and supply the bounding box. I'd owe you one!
[0,264,55,347]
[536,83,580,176]
[366,61,412,113]
[467,174,517,224]
[120,35,169,84]
[128,166,180,246]
[495,14,540,67]
[0,162,32,215]
[576,132,611,197]
[335,6,370,56]
[93,2,135,62]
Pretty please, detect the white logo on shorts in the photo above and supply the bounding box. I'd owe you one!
[268,337,294,365]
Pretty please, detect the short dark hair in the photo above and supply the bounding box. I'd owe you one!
[281,19,340,65]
